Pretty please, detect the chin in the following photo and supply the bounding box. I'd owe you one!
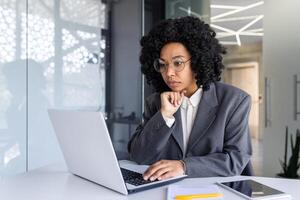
[170,87,183,92]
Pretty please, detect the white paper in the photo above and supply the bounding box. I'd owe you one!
[167,184,224,200]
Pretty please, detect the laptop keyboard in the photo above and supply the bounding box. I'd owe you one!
[120,168,158,186]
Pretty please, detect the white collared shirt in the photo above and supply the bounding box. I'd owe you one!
[162,88,203,157]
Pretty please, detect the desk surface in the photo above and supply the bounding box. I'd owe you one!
[0,164,299,200]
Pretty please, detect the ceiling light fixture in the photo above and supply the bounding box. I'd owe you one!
[178,1,264,46]
[211,1,264,20]
[210,1,264,46]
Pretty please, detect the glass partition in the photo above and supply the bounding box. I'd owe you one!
[0,0,27,175]
[0,0,109,175]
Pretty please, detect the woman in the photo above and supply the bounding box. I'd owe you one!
[128,16,253,181]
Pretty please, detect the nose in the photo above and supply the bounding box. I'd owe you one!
[165,65,175,77]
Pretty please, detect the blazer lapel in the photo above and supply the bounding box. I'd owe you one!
[187,83,219,152]
[172,109,184,155]
[154,94,184,155]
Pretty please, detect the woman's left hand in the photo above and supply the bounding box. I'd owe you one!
[143,160,185,181]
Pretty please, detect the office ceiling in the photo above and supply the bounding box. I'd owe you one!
[210,0,264,46]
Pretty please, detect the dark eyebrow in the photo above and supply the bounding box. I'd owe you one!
[160,55,185,61]
[172,55,185,59]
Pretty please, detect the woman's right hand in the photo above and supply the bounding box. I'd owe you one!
[160,91,185,118]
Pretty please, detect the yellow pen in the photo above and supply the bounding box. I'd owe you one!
[175,193,223,200]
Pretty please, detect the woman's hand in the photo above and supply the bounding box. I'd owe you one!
[143,160,185,181]
[160,91,185,118]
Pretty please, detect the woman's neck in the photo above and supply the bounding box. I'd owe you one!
[185,85,199,98]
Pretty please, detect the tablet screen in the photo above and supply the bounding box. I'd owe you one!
[220,180,284,198]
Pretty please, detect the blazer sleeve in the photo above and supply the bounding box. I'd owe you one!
[128,95,176,164]
[183,95,252,177]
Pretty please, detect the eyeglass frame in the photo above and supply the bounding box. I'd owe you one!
[153,57,192,73]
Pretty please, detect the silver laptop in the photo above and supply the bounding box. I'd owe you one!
[48,109,186,195]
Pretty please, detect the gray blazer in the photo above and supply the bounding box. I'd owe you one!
[128,82,253,177]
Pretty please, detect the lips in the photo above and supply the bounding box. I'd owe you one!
[167,81,181,87]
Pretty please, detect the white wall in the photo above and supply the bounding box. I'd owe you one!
[263,0,300,177]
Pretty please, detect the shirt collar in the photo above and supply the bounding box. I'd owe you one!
[181,87,203,109]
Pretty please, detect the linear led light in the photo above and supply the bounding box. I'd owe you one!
[235,34,241,46]
[179,7,202,19]
[216,35,235,39]
[217,32,263,37]
[245,28,263,33]
[179,1,264,46]
[211,15,263,23]
[210,5,243,10]
[210,24,235,34]
[219,41,239,45]
[211,1,264,46]
[211,1,264,20]
[240,32,264,36]
[238,15,263,33]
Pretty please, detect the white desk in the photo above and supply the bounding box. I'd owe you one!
[0,164,299,200]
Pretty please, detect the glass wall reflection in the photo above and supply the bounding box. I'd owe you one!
[0,0,108,175]
[0,0,27,175]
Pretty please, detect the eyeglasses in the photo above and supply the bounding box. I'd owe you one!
[153,57,191,73]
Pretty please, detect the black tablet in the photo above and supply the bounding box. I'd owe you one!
[217,179,291,200]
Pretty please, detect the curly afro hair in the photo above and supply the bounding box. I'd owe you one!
[140,16,226,92]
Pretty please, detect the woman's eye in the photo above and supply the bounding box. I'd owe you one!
[173,61,183,67]
[159,63,167,68]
